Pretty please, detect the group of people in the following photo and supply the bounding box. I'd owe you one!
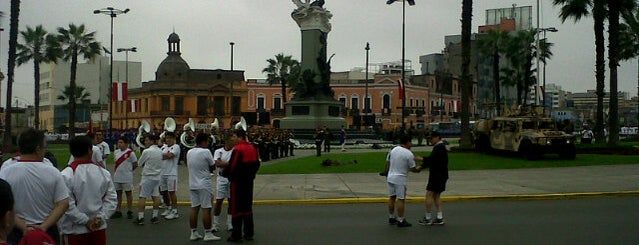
[384,131,449,227]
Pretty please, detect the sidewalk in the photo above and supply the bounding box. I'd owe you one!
[120,145,639,205]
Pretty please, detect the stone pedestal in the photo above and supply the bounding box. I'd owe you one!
[280,100,345,129]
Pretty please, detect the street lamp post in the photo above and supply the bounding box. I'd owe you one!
[539,27,557,116]
[117,47,136,129]
[229,42,235,117]
[365,42,370,122]
[387,0,414,134]
[94,7,129,133]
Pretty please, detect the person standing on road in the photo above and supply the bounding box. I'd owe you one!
[339,126,347,152]
[212,135,236,232]
[417,131,449,226]
[224,129,260,242]
[112,136,138,219]
[135,134,163,225]
[160,132,181,220]
[187,133,221,241]
[59,136,117,245]
[385,135,421,227]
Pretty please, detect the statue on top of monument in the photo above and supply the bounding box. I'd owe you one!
[292,0,324,9]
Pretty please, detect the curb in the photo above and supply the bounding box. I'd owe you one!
[168,190,639,206]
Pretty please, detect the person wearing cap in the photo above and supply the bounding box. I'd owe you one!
[417,131,449,226]
[59,136,117,245]
[134,134,164,225]
[0,179,14,245]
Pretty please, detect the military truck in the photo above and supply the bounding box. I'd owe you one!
[473,107,576,160]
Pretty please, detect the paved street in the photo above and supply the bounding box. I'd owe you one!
[106,197,639,245]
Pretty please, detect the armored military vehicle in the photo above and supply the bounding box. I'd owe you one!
[473,107,576,160]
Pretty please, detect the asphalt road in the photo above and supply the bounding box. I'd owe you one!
[105,197,638,245]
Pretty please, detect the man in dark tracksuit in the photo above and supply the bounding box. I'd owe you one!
[417,131,449,226]
[226,129,260,242]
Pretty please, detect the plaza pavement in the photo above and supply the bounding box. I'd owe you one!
[111,143,639,205]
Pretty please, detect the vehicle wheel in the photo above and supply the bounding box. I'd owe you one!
[475,135,491,153]
[559,144,576,160]
[519,141,540,160]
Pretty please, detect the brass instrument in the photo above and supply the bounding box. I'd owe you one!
[180,118,197,148]
[135,120,151,148]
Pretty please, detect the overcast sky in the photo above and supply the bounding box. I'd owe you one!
[1,0,638,107]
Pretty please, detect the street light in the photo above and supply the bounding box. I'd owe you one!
[539,27,558,116]
[94,6,129,133]
[229,42,235,117]
[387,0,414,134]
[365,42,370,123]
[117,47,136,129]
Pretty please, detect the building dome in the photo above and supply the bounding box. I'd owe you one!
[155,32,190,81]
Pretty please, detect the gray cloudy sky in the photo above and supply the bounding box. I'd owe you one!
[1,0,638,107]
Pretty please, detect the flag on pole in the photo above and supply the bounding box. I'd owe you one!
[397,79,405,100]
[129,99,139,112]
[113,82,128,101]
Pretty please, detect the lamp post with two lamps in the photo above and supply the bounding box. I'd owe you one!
[117,47,136,129]
[387,0,414,134]
[365,42,370,123]
[94,7,129,133]
[538,27,558,115]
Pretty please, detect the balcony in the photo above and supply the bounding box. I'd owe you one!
[150,110,190,116]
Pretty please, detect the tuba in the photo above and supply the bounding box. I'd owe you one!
[210,118,219,145]
[160,117,176,139]
[234,116,248,131]
[180,118,197,148]
[136,120,151,148]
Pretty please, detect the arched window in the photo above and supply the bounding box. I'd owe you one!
[351,94,359,109]
[383,94,391,109]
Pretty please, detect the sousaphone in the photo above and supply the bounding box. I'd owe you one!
[136,120,151,148]
[180,118,197,148]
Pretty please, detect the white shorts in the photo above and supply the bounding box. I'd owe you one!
[160,175,178,192]
[114,182,133,192]
[190,189,213,208]
[216,176,230,200]
[139,177,160,198]
[387,182,407,200]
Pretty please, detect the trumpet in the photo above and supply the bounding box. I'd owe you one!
[180,118,197,148]
[136,120,151,148]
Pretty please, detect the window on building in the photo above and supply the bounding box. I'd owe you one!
[339,97,346,107]
[232,96,241,116]
[175,97,184,115]
[257,96,265,112]
[161,96,170,111]
[197,96,207,116]
[383,94,390,109]
[351,97,359,110]
[364,96,371,111]
[274,97,282,110]
[214,96,225,116]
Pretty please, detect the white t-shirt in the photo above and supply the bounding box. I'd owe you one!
[0,160,69,225]
[187,147,214,190]
[68,145,104,166]
[161,144,181,176]
[213,147,233,177]
[386,146,416,186]
[97,141,111,158]
[139,145,163,177]
[113,148,138,183]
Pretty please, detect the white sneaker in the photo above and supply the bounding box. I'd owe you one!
[161,209,170,216]
[211,224,219,232]
[203,233,221,241]
[165,212,179,220]
[227,223,233,231]
[190,232,202,241]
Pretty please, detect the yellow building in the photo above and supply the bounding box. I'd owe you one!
[112,33,246,131]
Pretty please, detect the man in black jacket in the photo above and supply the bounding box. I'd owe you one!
[417,131,448,226]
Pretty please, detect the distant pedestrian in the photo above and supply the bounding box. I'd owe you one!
[323,126,332,152]
[225,129,260,242]
[135,134,163,225]
[59,136,117,245]
[187,133,221,241]
[417,131,449,226]
[339,126,347,152]
[385,135,421,227]
[314,128,323,157]
[581,126,593,144]
[112,136,138,219]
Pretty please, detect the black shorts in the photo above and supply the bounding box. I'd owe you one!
[426,178,447,193]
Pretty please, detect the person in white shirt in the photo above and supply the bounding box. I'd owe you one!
[212,135,236,232]
[95,132,111,164]
[0,128,69,244]
[59,136,117,245]
[111,136,138,220]
[187,133,221,241]
[385,134,421,227]
[159,132,181,220]
[67,133,104,168]
[135,134,163,225]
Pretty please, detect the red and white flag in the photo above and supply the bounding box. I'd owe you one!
[129,99,139,112]
[397,79,405,100]
[113,82,128,101]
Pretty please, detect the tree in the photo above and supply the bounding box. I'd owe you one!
[16,25,60,130]
[49,24,101,140]
[619,4,639,128]
[57,85,91,106]
[553,0,607,144]
[3,1,20,148]
[477,29,509,115]
[459,0,473,149]
[262,53,301,108]
[607,0,621,145]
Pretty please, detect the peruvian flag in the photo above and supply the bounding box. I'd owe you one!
[113,82,128,101]
[397,79,405,100]
[129,99,140,112]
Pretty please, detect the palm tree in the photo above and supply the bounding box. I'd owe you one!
[49,24,101,140]
[57,85,91,106]
[553,0,607,144]
[262,53,301,108]
[3,1,21,147]
[16,25,60,130]
[459,0,473,149]
[619,5,639,128]
[607,0,621,145]
[477,29,509,115]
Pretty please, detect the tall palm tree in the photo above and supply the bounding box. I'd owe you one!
[262,53,301,108]
[607,0,621,145]
[16,25,60,130]
[49,24,101,140]
[477,29,509,115]
[619,5,639,128]
[553,0,607,143]
[3,1,20,147]
[459,0,473,149]
[57,85,91,106]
